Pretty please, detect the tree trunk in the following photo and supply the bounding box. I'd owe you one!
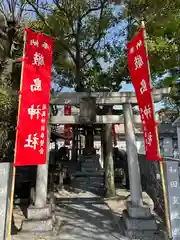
[104,123,116,198]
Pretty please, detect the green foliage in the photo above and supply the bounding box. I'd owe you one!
[123,0,180,110]
[26,0,127,91]
[124,0,180,74]
[0,86,17,159]
[0,0,27,160]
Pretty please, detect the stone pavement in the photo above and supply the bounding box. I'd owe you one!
[55,200,125,239]
[54,189,128,240]
[11,189,166,240]
[12,190,127,240]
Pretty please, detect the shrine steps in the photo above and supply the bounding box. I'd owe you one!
[72,154,105,194]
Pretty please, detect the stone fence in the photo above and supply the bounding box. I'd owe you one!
[139,155,180,239]
[138,154,165,220]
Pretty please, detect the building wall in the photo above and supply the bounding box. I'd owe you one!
[52,137,145,154]
[52,134,180,158]
[93,136,145,154]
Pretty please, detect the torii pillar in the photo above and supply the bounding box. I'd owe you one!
[122,103,158,238]
[19,125,54,237]
[123,103,143,205]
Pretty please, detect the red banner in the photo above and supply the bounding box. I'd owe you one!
[14,28,53,166]
[64,106,72,145]
[127,28,161,161]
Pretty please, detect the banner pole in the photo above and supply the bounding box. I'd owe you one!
[7,30,27,239]
[141,21,172,238]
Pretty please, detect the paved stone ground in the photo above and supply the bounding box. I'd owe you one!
[54,193,128,240]
[11,188,167,240]
[11,191,127,240]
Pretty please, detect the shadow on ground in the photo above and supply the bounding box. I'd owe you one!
[55,196,127,240]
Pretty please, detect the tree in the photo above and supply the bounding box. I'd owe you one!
[122,0,180,110]
[0,0,27,160]
[24,0,131,197]
[25,0,127,91]
[123,0,180,73]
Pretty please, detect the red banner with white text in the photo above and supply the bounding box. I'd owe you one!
[14,28,53,166]
[127,28,161,161]
[64,106,72,145]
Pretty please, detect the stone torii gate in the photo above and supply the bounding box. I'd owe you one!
[19,88,169,237]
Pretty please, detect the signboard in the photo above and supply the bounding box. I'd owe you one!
[165,160,180,239]
[127,28,161,161]
[14,28,53,166]
[0,162,13,240]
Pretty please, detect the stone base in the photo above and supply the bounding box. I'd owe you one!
[123,210,157,230]
[19,204,55,237]
[124,229,160,239]
[126,201,152,218]
[27,204,52,219]
[12,235,54,240]
[123,203,158,238]
[18,230,54,238]
[21,217,53,232]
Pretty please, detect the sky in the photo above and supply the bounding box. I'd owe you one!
[51,3,163,111]
[119,83,164,111]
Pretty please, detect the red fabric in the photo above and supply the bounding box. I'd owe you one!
[14,28,53,166]
[127,28,161,161]
[112,124,117,146]
[64,106,72,145]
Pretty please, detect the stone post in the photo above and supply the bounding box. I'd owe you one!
[177,127,180,156]
[80,97,96,123]
[104,123,116,197]
[34,165,48,207]
[163,137,173,157]
[123,103,142,205]
[19,125,54,237]
[100,125,105,168]
[122,103,158,238]
[80,97,96,154]
[172,117,180,158]
[35,126,50,207]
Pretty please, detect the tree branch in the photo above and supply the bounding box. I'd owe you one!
[52,0,76,38]
[80,0,107,20]
[16,1,27,23]
[10,0,15,22]
[25,0,76,63]
[25,0,54,33]
[82,0,106,65]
